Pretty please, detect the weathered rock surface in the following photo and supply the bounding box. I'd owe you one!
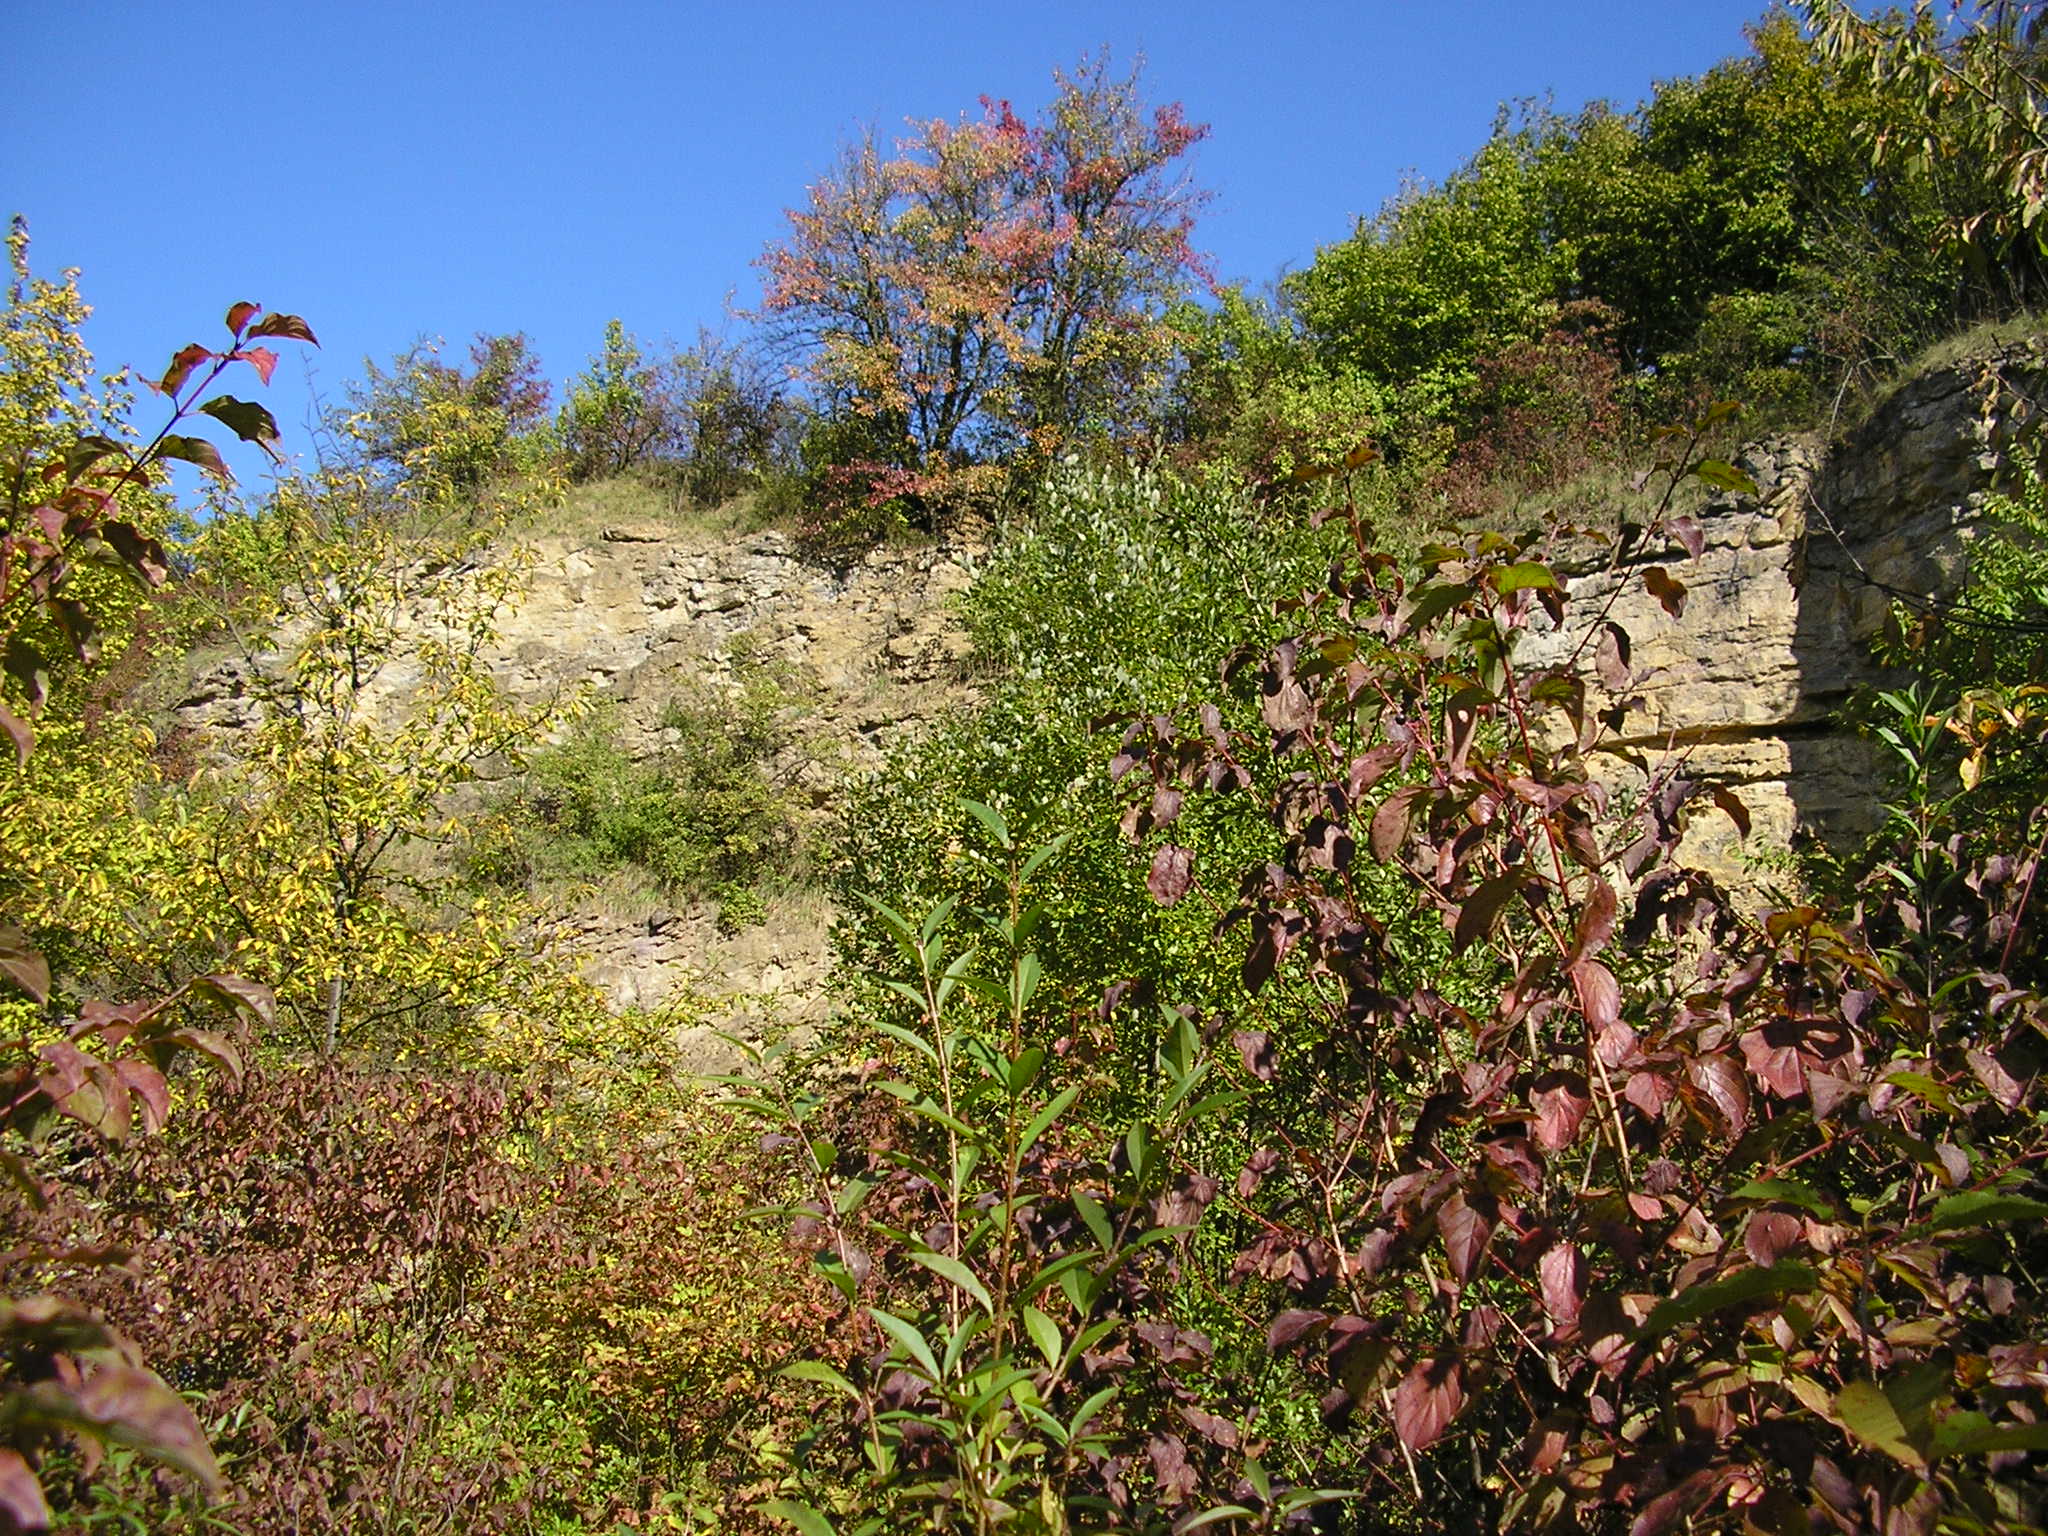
[1521,343,2043,879]
[172,520,984,1061]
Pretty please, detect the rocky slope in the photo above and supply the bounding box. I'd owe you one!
[174,516,985,1064]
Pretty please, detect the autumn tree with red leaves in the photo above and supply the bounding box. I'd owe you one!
[756,54,1210,510]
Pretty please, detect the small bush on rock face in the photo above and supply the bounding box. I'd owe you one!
[475,669,813,918]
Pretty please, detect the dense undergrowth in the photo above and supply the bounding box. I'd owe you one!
[4,4,2048,1533]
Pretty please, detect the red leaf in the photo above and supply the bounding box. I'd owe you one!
[1147,845,1192,906]
[100,521,171,587]
[1438,1190,1495,1283]
[1370,785,1428,861]
[1347,743,1406,796]
[188,972,274,1031]
[247,311,319,345]
[155,343,212,398]
[1629,1465,1741,1536]
[1233,1029,1276,1083]
[224,301,261,334]
[1453,870,1523,955]
[1690,1053,1750,1135]
[1595,621,1632,690]
[1568,876,1617,966]
[1530,1071,1591,1153]
[0,925,51,1003]
[1967,1048,2023,1111]
[112,1060,169,1135]
[1739,1027,1805,1099]
[0,703,28,766]
[1392,1354,1465,1451]
[238,345,279,386]
[1539,1242,1586,1331]
[1266,1308,1332,1351]
[1807,1071,1856,1119]
[1643,565,1687,619]
[1709,785,1750,839]
[1744,1210,1804,1267]
[1665,515,1706,560]
[73,1363,223,1491]
[1570,958,1621,1034]
[0,1448,50,1529]
[1623,1068,1675,1118]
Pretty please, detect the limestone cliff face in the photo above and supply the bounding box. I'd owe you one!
[1521,341,2042,878]
[172,519,984,1061]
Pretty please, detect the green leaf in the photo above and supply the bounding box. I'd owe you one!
[866,1308,943,1384]
[1020,1084,1080,1156]
[1834,1380,1928,1471]
[1073,1190,1115,1251]
[1017,832,1073,886]
[907,1250,993,1314]
[1638,1262,1817,1340]
[1067,1385,1118,1441]
[154,434,232,483]
[1022,1305,1063,1370]
[1399,581,1474,636]
[1176,1507,1259,1531]
[959,797,1013,849]
[1492,561,1557,595]
[762,1499,838,1536]
[1935,1416,2048,1458]
[778,1360,860,1397]
[1728,1178,1837,1217]
[1924,1190,2048,1232]
[1885,1070,1960,1112]
[197,394,282,453]
[867,1017,939,1063]
[1692,458,1757,496]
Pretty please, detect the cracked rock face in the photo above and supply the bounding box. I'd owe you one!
[1519,344,2044,882]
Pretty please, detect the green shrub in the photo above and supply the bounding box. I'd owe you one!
[476,667,811,921]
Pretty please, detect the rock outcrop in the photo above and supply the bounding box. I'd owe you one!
[1522,341,2043,878]
[172,518,984,1057]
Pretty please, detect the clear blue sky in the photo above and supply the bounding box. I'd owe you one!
[9,0,1777,483]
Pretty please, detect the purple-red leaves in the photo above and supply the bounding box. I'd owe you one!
[0,1449,51,1529]
[1568,876,1618,966]
[1147,844,1192,906]
[1664,514,1706,560]
[0,926,51,1003]
[1570,957,1621,1035]
[246,310,318,345]
[1690,1054,1751,1136]
[1392,1354,1466,1451]
[1530,1071,1592,1153]
[1595,620,1633,689]
[1233,1029,1276,1082]
[71,1363,224,1491]
[224,300,261,334]
[1643,565,1687,619]
[1370,785,1428,861]
[154,343,212,397]
[1438,1189,1496,1283]
[239,345,280,386]
[1539,1242,1586,1332]
[1453,871,1523,955]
